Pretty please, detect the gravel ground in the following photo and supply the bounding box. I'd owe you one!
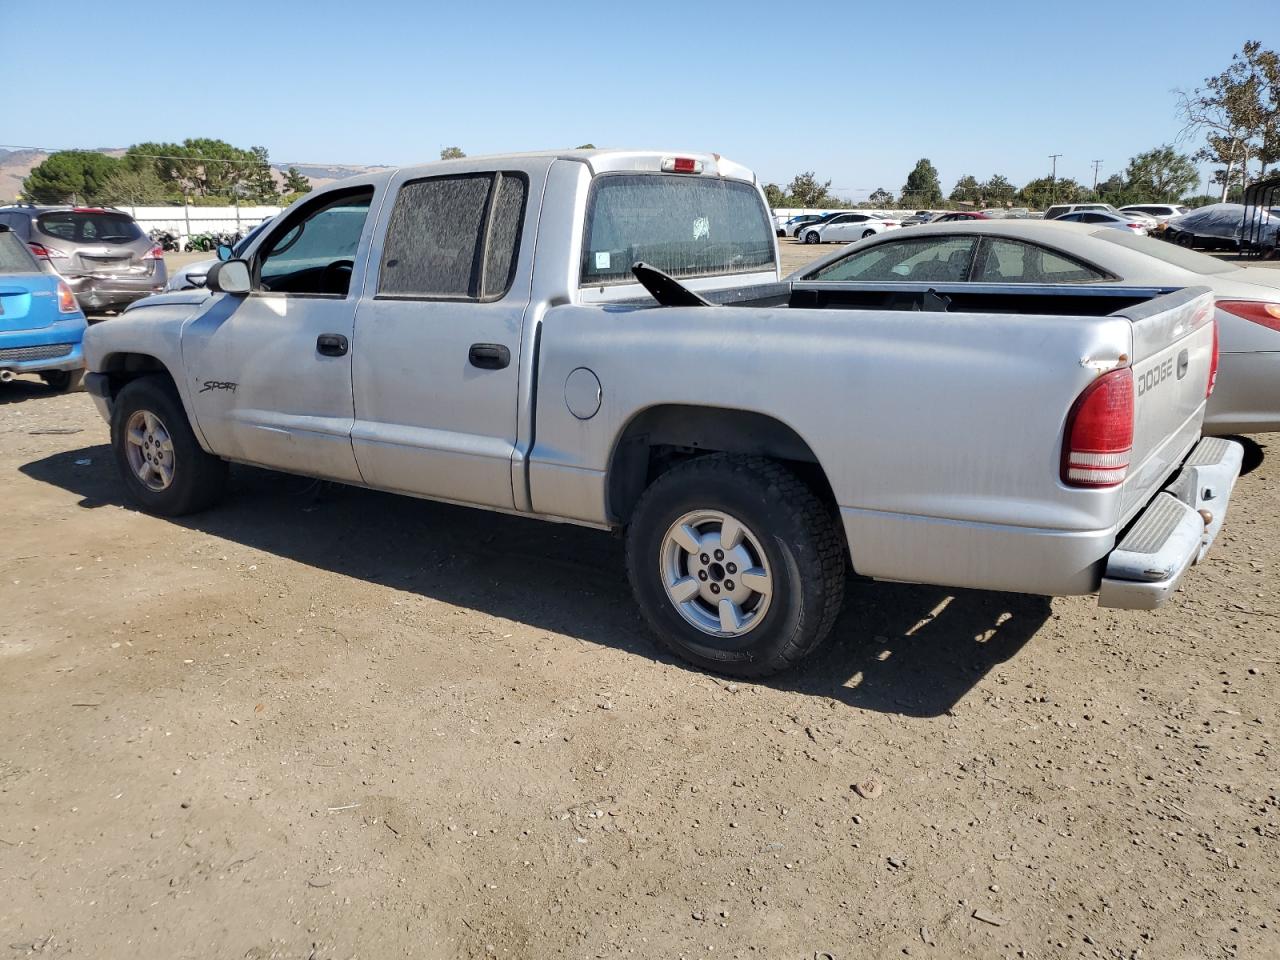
[3,248,1279,959]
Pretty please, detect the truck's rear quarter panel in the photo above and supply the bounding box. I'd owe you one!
[530,289,1214,597]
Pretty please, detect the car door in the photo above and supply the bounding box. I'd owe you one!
[181,186,377,483]
[348,168,534,509]
[825,215,863,242]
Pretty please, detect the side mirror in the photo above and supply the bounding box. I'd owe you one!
[206,259,251,295]
[216,244,233,262]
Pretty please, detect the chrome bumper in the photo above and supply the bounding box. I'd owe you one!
[1098,436,1243,609]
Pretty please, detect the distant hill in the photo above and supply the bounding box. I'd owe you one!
[0,147,390,203]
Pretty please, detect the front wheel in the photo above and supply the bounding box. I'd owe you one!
[111,376,228,516]
[625,454,846,677]
[861,229,876,239]
[803,231,820,244]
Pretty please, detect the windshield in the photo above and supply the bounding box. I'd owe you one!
[580,174,775,286]
[0,230,39,273]
[233,219,273,257]
[1093,229,1239,275]
[36,211,142,245]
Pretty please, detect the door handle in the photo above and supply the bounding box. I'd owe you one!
[316,333,348,357]
[468,343,510,370]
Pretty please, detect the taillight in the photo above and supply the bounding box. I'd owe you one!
[661,157,703,174]
[1062,368,1134,488]
[1127,223,1145,230]
[1206,318,1219,397]
[28,241,68,260]
[142,245,164,260]
[56,281,77,313]
[1217,299,1280,333]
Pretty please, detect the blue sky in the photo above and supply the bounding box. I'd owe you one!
[0,0,1271,201]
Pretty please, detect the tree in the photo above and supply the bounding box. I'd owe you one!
[867,187,896,207]
[901,158,942,206]
[23,150,121,203]
[97,166,171,204]
[949,175,981,204]
[440,146,466,160]
[124,139,276,201]
[1122,145,1200,202]
[1095,173,1130,204]
[575,143,596,150]
[282,167,312,195]
[982,174,1017,204]
[786,171,837,207]
[1178,41,1279,197]
[1019,175,1082,209]
[762,183,788,208]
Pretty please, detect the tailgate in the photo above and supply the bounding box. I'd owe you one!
[1116,287,1216,522]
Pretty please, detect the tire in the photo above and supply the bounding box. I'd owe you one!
[40,369,84,392]
[803,231,820,244]
[861,229,876,239]
[110,375,228,516]
[625,454,845,678]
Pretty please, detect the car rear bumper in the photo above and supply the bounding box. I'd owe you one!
[0,340,84,375]
[1097,436,1242,609]
[65,274,166,311]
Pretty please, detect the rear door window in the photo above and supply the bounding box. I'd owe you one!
[0,230,39,273]
[974,238,1110,283]
[580,173,775,286]
[377,172,527,301]
[810,236,976,282]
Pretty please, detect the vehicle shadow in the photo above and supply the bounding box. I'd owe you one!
[21,446,1050,718]
[0,378,64,405]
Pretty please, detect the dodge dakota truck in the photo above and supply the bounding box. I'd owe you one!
[83,150,1242,677]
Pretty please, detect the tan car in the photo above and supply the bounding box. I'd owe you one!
[0,205,167,313]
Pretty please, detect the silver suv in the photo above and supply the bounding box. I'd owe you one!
[0,205,167,313]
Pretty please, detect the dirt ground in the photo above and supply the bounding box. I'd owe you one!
[4,244,1280,960]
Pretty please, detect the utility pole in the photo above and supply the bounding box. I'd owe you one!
[1091,159,1104,195]
[1049,154,1062,203]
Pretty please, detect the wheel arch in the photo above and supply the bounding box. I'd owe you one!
[605,404,838,527]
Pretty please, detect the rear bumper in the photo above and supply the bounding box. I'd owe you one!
[65,274,165,311]
[0,341,84,375]
[1098,436,1243,609]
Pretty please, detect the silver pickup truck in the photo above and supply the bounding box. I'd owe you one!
[83,149,1242,677]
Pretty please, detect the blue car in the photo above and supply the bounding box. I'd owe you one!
[0,224,87,391]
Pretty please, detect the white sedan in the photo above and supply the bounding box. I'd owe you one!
[789,219,1280,435]
[799,212,900,244]
[1054,210,1150,234]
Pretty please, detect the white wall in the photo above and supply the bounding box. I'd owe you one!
[118,205,283,249]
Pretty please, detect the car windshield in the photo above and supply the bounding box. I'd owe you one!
[1092,229,1239,274]
[36,211,143,244]
[0,230,39,273]
[581,174,775,286]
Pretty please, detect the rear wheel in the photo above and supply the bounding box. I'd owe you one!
[40,369,84,392]
[111,376,227,516]
[625,454,845,677]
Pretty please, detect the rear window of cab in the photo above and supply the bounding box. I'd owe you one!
[580,174,775,286]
